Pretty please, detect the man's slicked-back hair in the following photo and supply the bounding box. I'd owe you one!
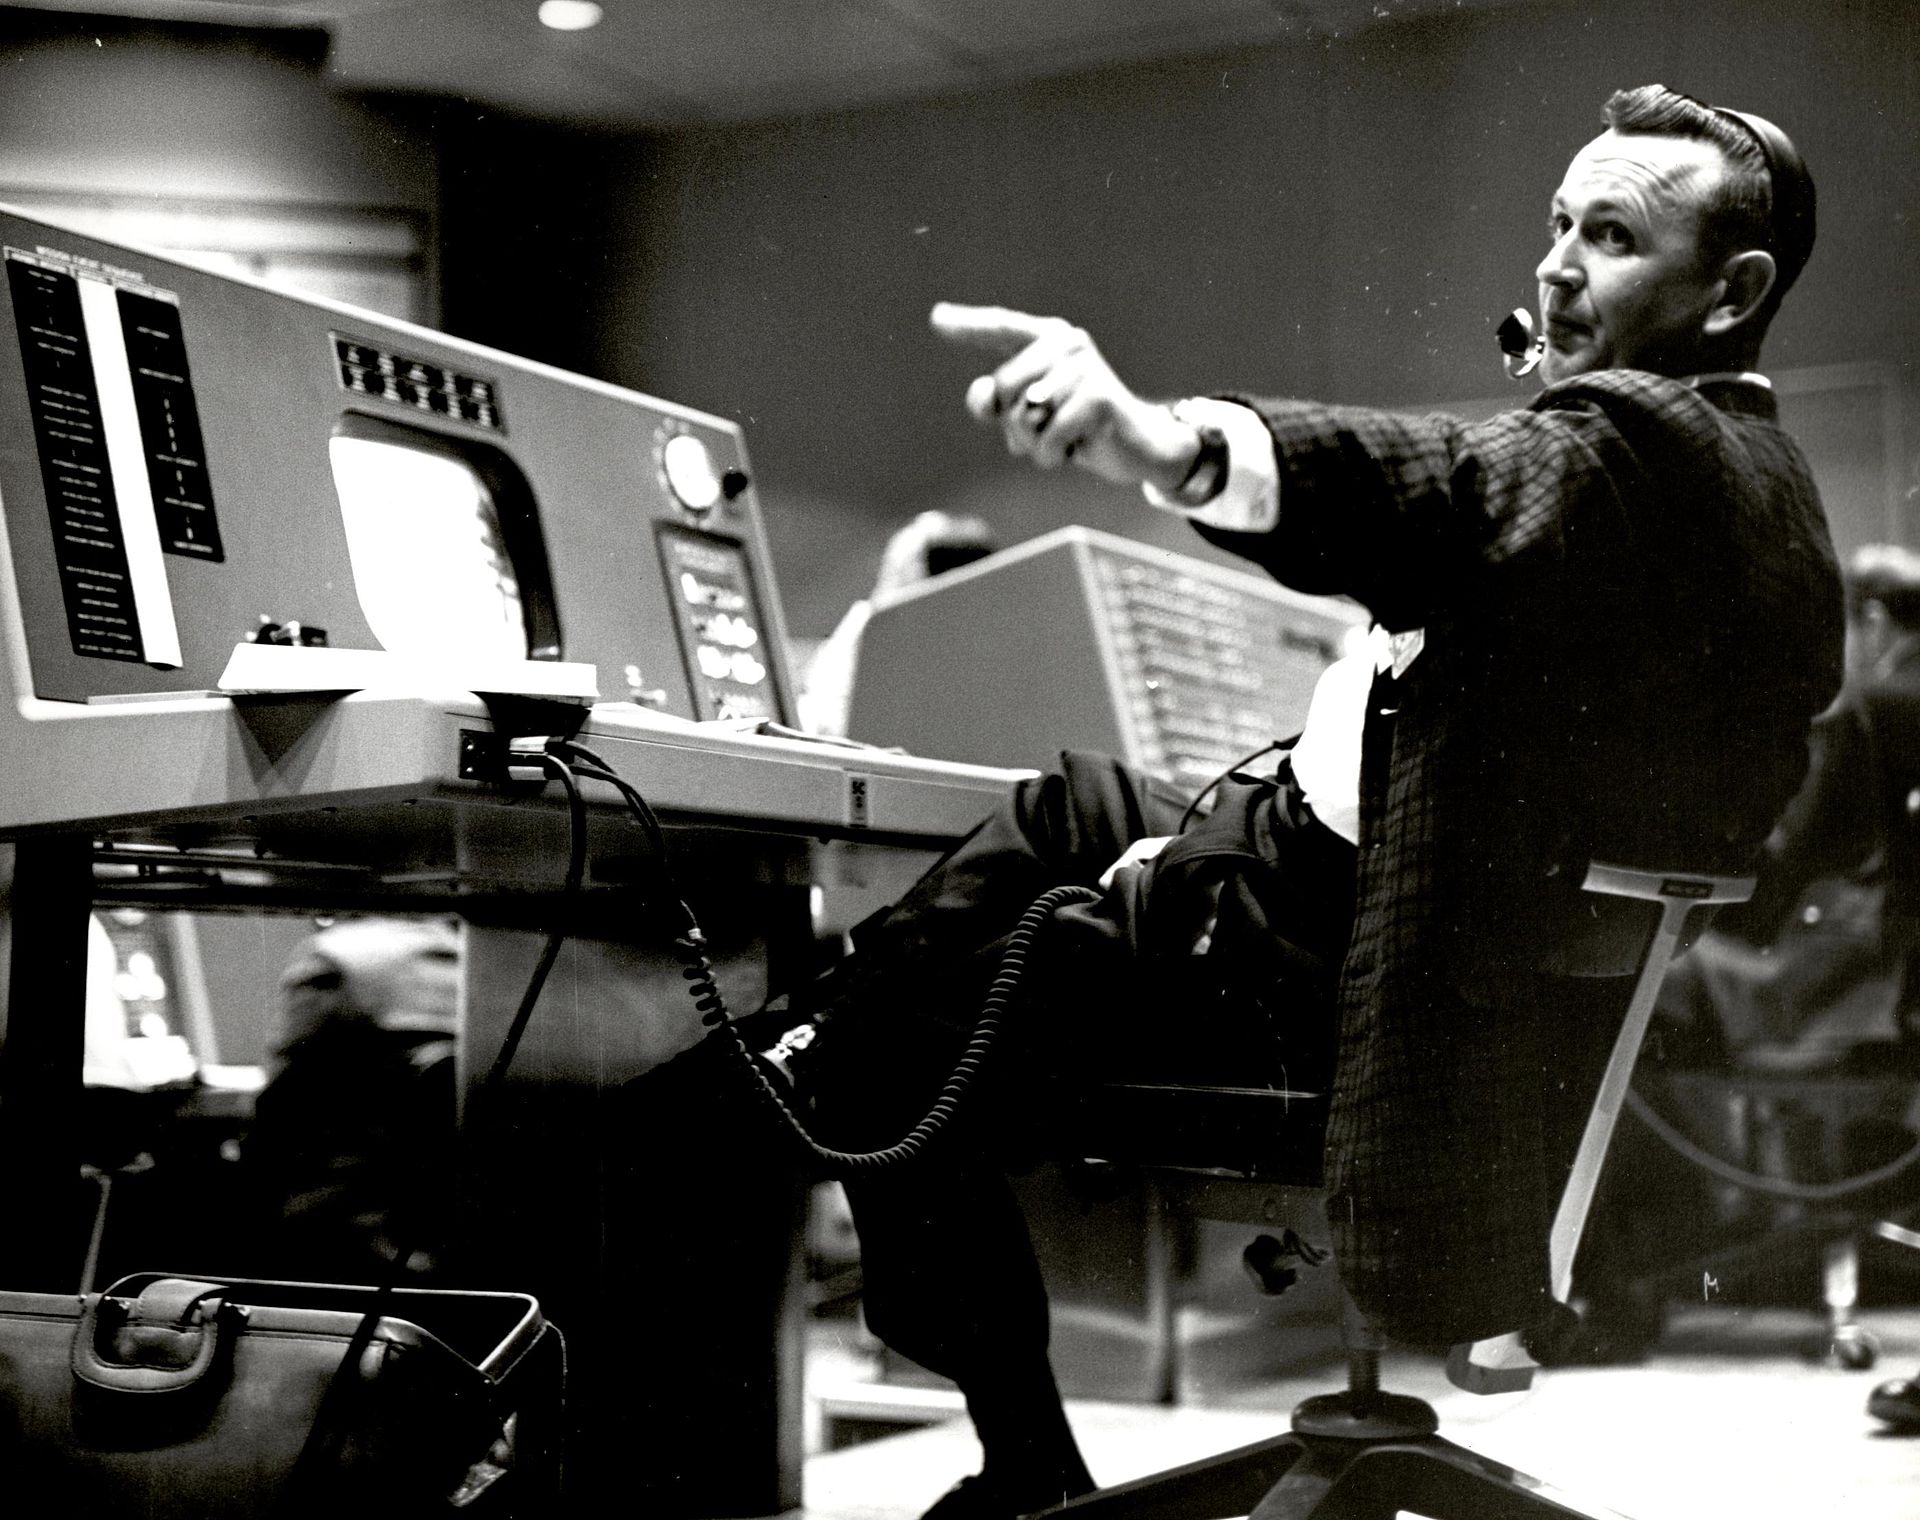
[1602,83,1809,323]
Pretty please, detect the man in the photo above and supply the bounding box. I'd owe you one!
[242,918,461,1284]
[628,85,1842,1520]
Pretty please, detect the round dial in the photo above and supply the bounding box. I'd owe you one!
[661,431,722,512]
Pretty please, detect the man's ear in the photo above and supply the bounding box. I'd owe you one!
[1703,249,1778,337]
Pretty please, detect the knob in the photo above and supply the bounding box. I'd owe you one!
[661,432,722,512]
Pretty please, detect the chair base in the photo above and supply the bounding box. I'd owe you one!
[1037,1417,1632,1520]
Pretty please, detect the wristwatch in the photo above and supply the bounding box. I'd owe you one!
[1170,415,1230,508]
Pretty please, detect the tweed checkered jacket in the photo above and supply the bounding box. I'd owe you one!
[1194,370,1845,1344]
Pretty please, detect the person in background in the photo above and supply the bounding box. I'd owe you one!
[1573,544,1920,1365]
[241,917,460,1284]
[1693,541,1920,1431]
[1657,543,1920,1066]
[1833,545,1920,1432]
[799,509,998,738]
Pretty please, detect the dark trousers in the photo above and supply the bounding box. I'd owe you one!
[618,752,1356,1493]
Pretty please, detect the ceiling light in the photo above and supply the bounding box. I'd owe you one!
[537,0,603,31]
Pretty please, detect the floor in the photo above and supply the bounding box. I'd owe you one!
[800,1304,1920,1520]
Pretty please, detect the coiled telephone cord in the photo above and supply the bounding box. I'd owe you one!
[550,739,1102,1173]
[683,883,1102,1173]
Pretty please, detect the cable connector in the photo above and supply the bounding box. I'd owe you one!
[460,729,557,786]
[505,734,562,784]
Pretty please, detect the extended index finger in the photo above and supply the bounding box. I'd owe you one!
[929,301,1060,355]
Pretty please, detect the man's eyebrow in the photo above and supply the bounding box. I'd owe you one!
[1550,193,1646,224]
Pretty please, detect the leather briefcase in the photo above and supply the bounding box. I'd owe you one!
[0,1272,564,1518]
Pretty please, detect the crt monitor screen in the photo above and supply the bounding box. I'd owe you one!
[328,433,529,664]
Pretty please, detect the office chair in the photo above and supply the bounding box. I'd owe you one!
[1575,1061,1920,1371]
[1045,860,1753,1520]
[1574,725,1920,1374]
[1571,676,1920,1372]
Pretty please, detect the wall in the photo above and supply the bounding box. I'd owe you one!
[0,15,440,321]
[440,0,1918,639]
[0,15,435,214]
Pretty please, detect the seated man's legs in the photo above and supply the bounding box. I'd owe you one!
[798,753,1191,1514]
[805,1011,1091,1516]
[618,752,1352,1518]
[797,753,1354,1515]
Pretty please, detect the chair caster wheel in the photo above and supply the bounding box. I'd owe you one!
[1828,1326,1879,1370]
[1868,1377,1920,1429]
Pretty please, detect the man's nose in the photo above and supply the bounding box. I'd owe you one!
[1536,233,1582,292]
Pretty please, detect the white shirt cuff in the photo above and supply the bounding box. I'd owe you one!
[1141,397,1279,533]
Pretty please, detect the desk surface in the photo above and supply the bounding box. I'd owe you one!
[2,690,1029,901]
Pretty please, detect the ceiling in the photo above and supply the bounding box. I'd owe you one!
[2,0,1537,126]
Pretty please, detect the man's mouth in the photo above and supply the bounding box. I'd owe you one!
[1543,314,1590,347]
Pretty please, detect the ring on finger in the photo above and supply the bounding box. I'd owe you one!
[1018,383,1057,431]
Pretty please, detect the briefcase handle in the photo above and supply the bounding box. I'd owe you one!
[71,1277,237,1396]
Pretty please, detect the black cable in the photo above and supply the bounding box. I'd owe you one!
[553,742,669,861]
[699,883,1104,1173]
[1624,1085,1920,1204]
[279,747,589,1516]
[556,739,1105,1171]
[1177,737,1291,835]
[479,752,589,1090]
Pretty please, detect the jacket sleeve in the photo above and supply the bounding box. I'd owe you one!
[1185,378,1701,630]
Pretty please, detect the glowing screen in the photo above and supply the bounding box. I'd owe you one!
[327,435,526,662]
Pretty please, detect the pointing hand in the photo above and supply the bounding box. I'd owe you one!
[930,303,1200,492]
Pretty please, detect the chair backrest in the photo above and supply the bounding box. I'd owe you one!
[1446,860,1754,1394]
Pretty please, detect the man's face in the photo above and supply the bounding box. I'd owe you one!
[1535,130,1733,383]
